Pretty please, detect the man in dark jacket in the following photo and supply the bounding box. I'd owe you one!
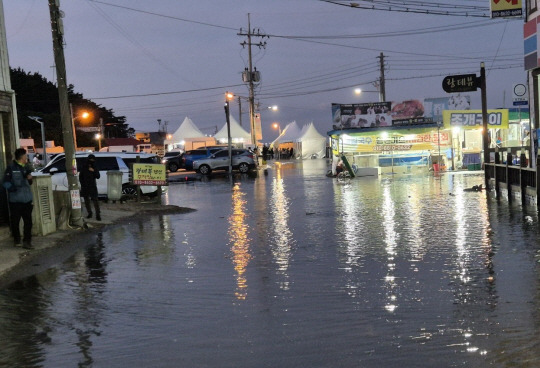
[79,154,101,221]
[2,148,34,249]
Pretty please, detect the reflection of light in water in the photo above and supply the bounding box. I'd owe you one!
[382,185,398,313]
[270,164,293,290]
[228,183,251,300]
[403,188,425,262]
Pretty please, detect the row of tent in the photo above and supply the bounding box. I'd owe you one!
[165,117,327,159]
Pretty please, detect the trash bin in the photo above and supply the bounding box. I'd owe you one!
[107,171,123,201]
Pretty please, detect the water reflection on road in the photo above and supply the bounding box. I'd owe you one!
[0,160,539,367]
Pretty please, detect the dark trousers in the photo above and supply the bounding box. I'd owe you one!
[83,196,100,216]
[9,202,33,242]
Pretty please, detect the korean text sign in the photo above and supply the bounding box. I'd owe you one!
[442,110,509,129]
[132,163,168,186]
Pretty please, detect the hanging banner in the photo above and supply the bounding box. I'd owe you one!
[424,96,471,123]
[333,129,450,153]
[442,109,509,129]
[490,0,522,19]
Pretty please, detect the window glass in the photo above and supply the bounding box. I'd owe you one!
[43,157,66,173]
[214,150,229,158]
[95,157,119,171]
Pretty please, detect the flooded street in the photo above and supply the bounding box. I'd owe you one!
[1,160,540,367]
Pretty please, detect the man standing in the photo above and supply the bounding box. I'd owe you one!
[2,148,34,249]
[79,154,101,221]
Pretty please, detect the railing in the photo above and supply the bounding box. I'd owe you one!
[485,149,537,206]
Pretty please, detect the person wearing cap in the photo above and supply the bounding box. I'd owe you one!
[2,148,34,249]
[79,154,101,221]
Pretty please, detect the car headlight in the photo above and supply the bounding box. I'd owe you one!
[161,159,167,164]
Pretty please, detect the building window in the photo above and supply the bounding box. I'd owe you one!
[530,0,538,12]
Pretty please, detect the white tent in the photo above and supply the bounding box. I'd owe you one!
[165,117,206,148]
[270,121,301,147]
[214,114,252,145]
[294,122,327,159]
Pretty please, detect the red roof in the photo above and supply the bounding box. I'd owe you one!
[104,138,143,147]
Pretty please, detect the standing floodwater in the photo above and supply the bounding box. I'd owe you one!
[1,160,539,367]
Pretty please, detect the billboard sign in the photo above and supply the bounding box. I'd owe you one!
[424,96,471,123]
[442,109,509,129]
[331,99,432,130]
[490,0,522,18]
[132,163,168,186]
[442,74,479,93]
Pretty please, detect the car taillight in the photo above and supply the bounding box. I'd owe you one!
[247,154,254,159]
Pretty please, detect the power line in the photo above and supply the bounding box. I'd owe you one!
[89,84,245,100]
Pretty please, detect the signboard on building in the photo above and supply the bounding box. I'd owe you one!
[333,129,450,153]
[331,100,432,130]
[442,74,479,93]
[132,163,168,186]
[424,96,471,123]
[77,126,101,132]
[490,0,522,18]
[442,109,509,129]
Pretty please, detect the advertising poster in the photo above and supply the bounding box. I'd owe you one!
[334,129,450,153]
[442,109,509,129]
[490,0,522,18]
[390,100,432,126]
[332,102,392,129]
[70,189,81,209]
[132,163,168,186]
[424,95,471,123]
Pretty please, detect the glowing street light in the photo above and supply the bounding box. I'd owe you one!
[272,122,281,135]
[95,133,102,151]
[268,105,278,111]
[354,88,362,95]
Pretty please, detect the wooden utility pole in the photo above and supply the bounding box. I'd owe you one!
[238,14,267,147]
[48,0,83,227]
[378,52,386,102]
[480,62,489,188]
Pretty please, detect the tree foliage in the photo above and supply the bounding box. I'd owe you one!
[10,67,131,149]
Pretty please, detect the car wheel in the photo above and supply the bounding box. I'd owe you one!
[238,162,249,173]
[122,185,137,196]
[198,164,211,175]
[169,162,178,172]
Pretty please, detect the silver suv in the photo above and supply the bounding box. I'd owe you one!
[193,149,257,175]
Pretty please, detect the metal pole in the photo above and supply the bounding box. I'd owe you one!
[70,103,78,151]
[224,99,233,176]
[39,121,47,166]
[99,118,103,151]
[247,14,257,148]
[48,0,83,227]
[480,62,489,188]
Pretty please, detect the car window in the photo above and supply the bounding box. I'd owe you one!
[122,156,159,165]
[95,156,119,171]
[43,157,66,173]
[213,150,229,158]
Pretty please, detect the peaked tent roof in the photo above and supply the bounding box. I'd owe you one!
[296,122,326,141]
[167,117,205,144]
[271,121,301,146]
[214,114,252,143]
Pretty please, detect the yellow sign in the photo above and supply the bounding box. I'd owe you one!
[332,129,451,154]
[443,109,508,129]
[132,163,167,185]
[490,0,522,18]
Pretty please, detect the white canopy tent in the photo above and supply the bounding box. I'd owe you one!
[270,121,301,147]
[294,122,327,159]
[214,114,252,145]
[165,117,208,150]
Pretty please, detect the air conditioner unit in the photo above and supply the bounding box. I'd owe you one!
[31,174,57,236]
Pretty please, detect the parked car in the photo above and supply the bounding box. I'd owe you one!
[182,147,225,170]
[37,152,165,197]
[192,149,257,175]
[161,151,184,172]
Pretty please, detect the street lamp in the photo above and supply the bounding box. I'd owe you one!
[268,105,278,111]
[272,122,281,135]
[95,133,102,151]
[28,116,48,166]
[70,103,91,150]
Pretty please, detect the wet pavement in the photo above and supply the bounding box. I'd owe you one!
[1,159,540,367]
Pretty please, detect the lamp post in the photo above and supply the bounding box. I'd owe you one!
[273,122,281,135]
[28,116,48,166]
[95,133,102,151]
[69,103,90,150]
[225,92,234,176]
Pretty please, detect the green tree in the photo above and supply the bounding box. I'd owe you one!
[10,67,130,150]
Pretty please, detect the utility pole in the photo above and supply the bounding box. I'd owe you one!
[238,14,267,147]
[238,96,242,127]
[48,0,83,227]
[378,52,386,102]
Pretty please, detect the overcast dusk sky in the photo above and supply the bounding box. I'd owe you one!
[3,0,525,141]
